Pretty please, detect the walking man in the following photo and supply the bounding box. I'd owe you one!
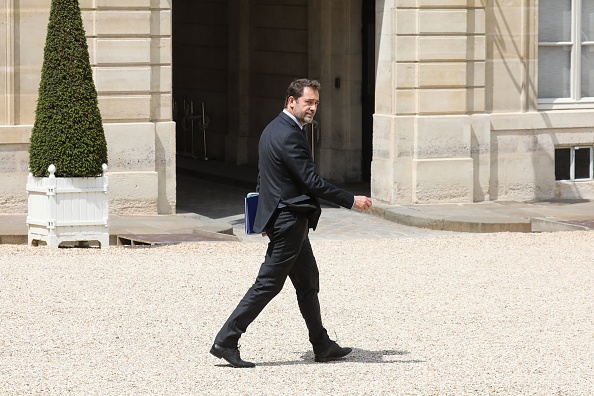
[210,78,373,368]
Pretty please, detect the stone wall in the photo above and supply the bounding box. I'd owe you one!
[308,0,364,183]
[0,0,175,214]
[373,0,485,204]
[373,0,594,204]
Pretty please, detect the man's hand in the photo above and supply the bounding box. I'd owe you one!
[353,195,372,212]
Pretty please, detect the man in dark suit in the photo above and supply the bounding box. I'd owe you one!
[210,79,372,368]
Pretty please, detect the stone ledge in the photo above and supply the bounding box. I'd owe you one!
[378,204,532,233]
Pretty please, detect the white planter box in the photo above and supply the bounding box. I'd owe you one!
[26,164,109,248]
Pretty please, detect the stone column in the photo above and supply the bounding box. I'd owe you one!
[0,0,15,125]
[309,0,363,182]
[226,0,251,165]
[373,0,486,204]
[91,0,175,214]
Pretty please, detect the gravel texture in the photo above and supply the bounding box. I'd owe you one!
[1,231,593,395]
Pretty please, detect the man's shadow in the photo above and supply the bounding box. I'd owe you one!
[251,348,424,367]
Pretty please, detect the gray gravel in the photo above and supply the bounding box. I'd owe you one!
[1,231,593,395]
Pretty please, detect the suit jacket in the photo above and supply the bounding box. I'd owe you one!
[253,111,355,233]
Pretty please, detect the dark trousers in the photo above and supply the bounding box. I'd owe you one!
[214,209,331,353]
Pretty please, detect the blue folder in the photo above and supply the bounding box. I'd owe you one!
[244,192,259,235]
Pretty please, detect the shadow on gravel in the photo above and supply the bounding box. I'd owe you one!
[254,349,424,367]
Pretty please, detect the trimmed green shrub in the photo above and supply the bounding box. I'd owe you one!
[29,0,107,178]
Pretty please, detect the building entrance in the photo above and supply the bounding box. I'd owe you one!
[171,0,374,189]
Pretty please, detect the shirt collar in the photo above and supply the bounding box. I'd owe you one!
[283,109,303,129]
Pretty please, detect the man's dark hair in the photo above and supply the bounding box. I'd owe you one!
[285,78,321,106]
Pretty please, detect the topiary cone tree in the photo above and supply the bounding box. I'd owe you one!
[29,0,107,178]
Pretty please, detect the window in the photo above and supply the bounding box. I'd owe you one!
[555,146,594,180]
[539,0,594,108]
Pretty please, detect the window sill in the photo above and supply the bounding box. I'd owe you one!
[555,179,594,183]
[539,100,594,110]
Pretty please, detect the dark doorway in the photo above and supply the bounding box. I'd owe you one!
[361,0,376,182]
[171,1,230,161]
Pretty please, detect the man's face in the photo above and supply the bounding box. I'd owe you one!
[288,87,319,125]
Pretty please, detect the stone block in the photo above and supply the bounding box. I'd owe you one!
[16,9,47,65]
[0,172,27,213]
[493,133,521,155]
[551,130,594,146]
[151,10,171,37]
[378,32,394,62]
[470,114,491,201]
[151,38,171,64]
[87,38,96,64]
[395,116,415,158]
[415,115,471,159]
[95,67,152,93]
[395,90,417,114]
[418,37,467,61]
[79,0,94,9]
[0,125,32,144]
[0,97,6,125]
[151,65,172,92]
[396,0,416,7]
[155,121,176,214]
[81,10,95,36]
[395,36,417,62]
[468,61,486,86]
[0,144,29,172]
[418,89,467,114]
[396,63,417,88]
[394,157,414,203]
[468,36,486,60]
[108,171,158,214]
[470,0,487,7]
[419,62,467,87]
[495,153,555,200]
[96,11,151,36]
[98,95,151,121]
[17,66,42,95]
[371,158,395,203]
[97,0,151,8]
[419,10,467,34]
[373,115,394,159]
[375,61,394,114]
[397,9,417,35]
[17,93,38,125]
[486,3,523,58]
[417,0,486,7]
[104,123,156,172]
[488,59,524,112]
[96,39,152,64]
[418,0,471,7]
[555,181,594,200]
[413,158,473,203]
[151,0,171,9]
[491,111,594,131]
[151,93,172,121]
[467,88,485,113]
[469,9,486,34]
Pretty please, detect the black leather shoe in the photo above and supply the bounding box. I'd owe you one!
[314,341,352,363]
[210,343,255,368]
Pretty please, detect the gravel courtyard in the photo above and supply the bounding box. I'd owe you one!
[1,231,593,395]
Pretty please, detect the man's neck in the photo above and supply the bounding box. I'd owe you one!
[283,109,302,129]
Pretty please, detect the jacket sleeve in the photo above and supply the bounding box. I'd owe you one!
[281,129,354,209]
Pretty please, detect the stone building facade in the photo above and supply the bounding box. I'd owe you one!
[0,0,175,214]
[1,1,594,215]
[375,0,594,204]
